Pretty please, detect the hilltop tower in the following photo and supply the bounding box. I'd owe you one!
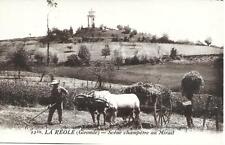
[87,9,95,28]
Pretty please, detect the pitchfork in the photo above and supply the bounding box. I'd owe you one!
[23,103,56,126]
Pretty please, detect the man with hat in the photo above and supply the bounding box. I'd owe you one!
[47,80,69,125]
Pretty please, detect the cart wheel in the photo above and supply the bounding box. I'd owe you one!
[153,96,172,127]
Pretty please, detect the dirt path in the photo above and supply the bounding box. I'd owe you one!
[0,105,222,132]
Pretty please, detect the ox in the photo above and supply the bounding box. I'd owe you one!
[73,94,109,126]
[90,91,141,126]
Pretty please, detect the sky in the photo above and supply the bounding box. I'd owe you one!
[0,0,224,46]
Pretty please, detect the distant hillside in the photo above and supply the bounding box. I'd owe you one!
[73,27,130,42]
[74,27,123,38]
[0,38,223,63]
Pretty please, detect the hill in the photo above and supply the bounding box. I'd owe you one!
[0,39,223,63]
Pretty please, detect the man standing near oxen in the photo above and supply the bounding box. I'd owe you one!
[47,80,69,125]
[181,71,204,128]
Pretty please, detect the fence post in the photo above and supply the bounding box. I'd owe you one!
[86,80,88,90]
[73,79,76,88]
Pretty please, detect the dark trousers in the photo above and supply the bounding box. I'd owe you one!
[184,105,194,128]
[47,103,63,123]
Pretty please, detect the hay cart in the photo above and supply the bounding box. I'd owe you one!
[124,83,173,127]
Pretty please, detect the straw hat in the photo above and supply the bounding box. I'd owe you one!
[50,80,59,85]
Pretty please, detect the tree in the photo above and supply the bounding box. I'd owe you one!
[69,26,73,36]
[158,33,169,43]
[113,49,123,70]
[78,45,91,65]
[170,48,177,59]
[7,48,29,78]
[65,54,81,66]
[100,24,104,30]
[123,25,131,34]
[101,44,111,58]
[46,0,57,65]
[47,0,57,7]
[151,35,157,43]
[205,37,212,46]
[34,52,45,65]
[117,25,123,30]
[91,61,114,89]
[52,54,58,65]
[130,29,137,37]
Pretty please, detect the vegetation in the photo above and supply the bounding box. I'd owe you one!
[34,51,45,65]
[113,49,123,70]
[7,48,30,78]
[101,44,111,58]
[65,54,81,66]
[0,77,222,121]
[34,62,220,96]
[40,27,73,44]
[170,48,177,59]
[90,61,114,89]
[51,54,59,65]
[78,45,91,65]
[205,37,212,46]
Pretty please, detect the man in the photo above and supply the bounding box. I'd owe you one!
[47,80,69,125]
[182,99,194,128]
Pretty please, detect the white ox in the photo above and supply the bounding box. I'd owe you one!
[90,90,141,125]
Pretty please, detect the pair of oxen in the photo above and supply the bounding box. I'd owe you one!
[73,90,141,126]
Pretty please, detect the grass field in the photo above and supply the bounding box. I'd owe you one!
[41,62,221,95]
[0,70,223,131]
[0,40,223,63]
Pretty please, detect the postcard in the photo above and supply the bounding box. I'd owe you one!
[0,0,223,144]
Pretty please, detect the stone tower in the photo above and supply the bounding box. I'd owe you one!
[87,9,95,28]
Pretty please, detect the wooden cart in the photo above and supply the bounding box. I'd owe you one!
[124,83,173,127]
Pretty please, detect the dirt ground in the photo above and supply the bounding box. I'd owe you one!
[0,105,222,132]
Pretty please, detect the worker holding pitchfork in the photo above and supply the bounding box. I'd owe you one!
[47,80,69,125]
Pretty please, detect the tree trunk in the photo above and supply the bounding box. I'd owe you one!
[39,73,45,82]
[18,68,21,79]
[47,42,50,65]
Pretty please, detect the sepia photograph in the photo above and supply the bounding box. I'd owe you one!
[0,0,224,144]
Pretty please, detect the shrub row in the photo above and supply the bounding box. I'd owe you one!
[0,79,222,122]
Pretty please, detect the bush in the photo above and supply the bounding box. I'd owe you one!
[138,55,149,64]
[123,25,131,34]
[171,92,223,121]
[91,61,115,89]
[101,44,111,58]
[0,80,49,107]
[170,48,177,59]
[34,52,45,65]
[52,54,59,65]
[7,48,30,78]
[129,30,137,38]
[113,49,123,70]
[130,55,139,65]
[78,45,91,65]
[0,79,75,110]
[40,27,72,43]
[205,37,212,46]
[65,54,81,66]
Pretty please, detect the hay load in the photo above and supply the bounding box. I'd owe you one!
[123,82,172,110]
[181,71,204,99]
